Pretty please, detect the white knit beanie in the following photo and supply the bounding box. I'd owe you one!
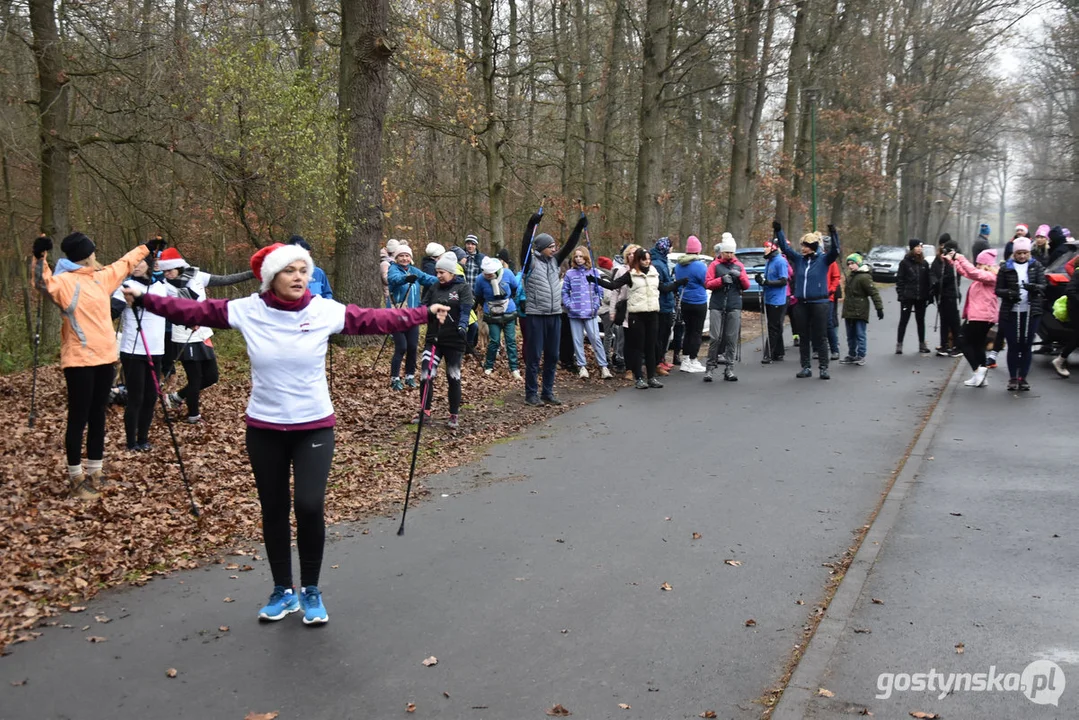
[395,243,413,261]
[481,256,502,275]
[254,243,313,294]
[386,239,401,256]
[719,232,737,253]
[426,242,446,258]
[436,254,459,274]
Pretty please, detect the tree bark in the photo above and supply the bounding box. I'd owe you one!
[776,0,810,230]
[335,0,392,315]
[633,0,670,247]
[724,0,765,241]
[29,0,71,240]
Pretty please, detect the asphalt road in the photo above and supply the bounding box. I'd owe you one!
[0,290,958,720]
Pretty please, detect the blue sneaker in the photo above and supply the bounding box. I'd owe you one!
[301,586,328,625]
[258,585,300,621]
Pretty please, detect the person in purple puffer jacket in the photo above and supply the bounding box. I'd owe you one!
[562,247,612,379]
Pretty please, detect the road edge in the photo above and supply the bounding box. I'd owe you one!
[770,360,963,719]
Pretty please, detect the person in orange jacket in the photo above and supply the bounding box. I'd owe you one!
[824,248,843,361]
[32,232,164,499]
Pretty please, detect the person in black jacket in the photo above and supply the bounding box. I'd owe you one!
[415,254,474,429]
[896,239,932,354]
[995,237,1046,390]
[930,235,963,356]
[1051,267,1079,378]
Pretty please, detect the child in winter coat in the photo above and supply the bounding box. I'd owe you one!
[994,238,1047,390]
[945,248,999,387]
[838,254,883,365]
[473,255,521,379]
[387,244,439,389]
[418,254,474,428]
[562,248,611,378]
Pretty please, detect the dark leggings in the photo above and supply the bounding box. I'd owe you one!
[391,325,420,378]
[795,302,830,369]
[120,353,162,447]
[1002,311,1041,380]
[961,321,993,371]
[246,425,335,589]
[897,300,928,344]
[63,364,114,466]
[420,345,464,414]
[178,356,219,417]
[656,311,674,362]
[939,298,961,350]
[681,303,707,359]
[627,311,659,380]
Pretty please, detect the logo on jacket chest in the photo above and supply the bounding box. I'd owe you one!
[448,290,460,301]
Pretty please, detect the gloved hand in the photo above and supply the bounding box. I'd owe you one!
[457,325,468,342]
[772,220,782,234]
[574,214,588,232]
[722,274,734,285]
[404,274,419,284]
[1008,291,1021,303]
[32,234,53,259]
[586,274,598,284]
[754,272,764,286]
[877,309,884,320]
[677,276,689,287]
[146,236,166,255]
[827,224,837,236]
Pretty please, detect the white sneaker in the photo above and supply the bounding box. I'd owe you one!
[680,359,696,372]
[511,370,522,380]
[964,366,989,387]
[166,392,182,410]
[963,373,980,387]
[484,368,493,376]
[600,367,613,379]
[687,358,706,373]
[1052,355,1070,378]
[578,367,589,379]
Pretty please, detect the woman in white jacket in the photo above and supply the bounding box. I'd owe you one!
[599,247,686,389]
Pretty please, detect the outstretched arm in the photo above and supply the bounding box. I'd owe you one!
[520,210,543,271]
[555,215,587,265]
[138,291,233,329]
[204,269,256,287]
[342,304,430,335]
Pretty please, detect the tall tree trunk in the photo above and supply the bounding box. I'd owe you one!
[724,0,764,241]
[335,0,392,315]
[596,0,626,240]
[477,0,506,251]
[29,0,71,240]
[776,0,810,230]
[633,0,670,247]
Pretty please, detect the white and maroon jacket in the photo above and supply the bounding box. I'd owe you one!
[142,290,428,430]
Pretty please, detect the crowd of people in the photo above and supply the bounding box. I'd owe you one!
[27,211,1078,625]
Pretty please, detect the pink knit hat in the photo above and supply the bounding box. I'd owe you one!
[1035,224,1050,238]
[1012,237,1032,253]
[976,248,997,265]
[685,235,702,254]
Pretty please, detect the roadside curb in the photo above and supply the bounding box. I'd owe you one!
[771,360,963,719]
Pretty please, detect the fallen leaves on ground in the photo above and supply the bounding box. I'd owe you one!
[909,712,940,719]
[871,598,885,605]
[660,582,673,591]
[244,713,279,720]
[817,688,835,698]
[699,711,717,719]
[955,642,964,654]
[85,635,107,643]
[691,532,701,540]
[745,619,757,627]
[724,559,742,567]
[617,703,631,709]
[546,705,572,716]
[406,702,416,713]
[422,656,438,667]
[0,352,625,651]
[166,668,177,678]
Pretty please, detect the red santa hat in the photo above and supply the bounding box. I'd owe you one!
[251,242,313,294]
[157,247,189,272]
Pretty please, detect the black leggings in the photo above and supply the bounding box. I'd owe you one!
[420,345,464,414]
[655,311,674,362]
[681,303,707,360]
[938,298,961,349]
[765,303,787,359]
[961,321,992,371]
[246,425,335,589]
[795,302,830,369]
[897,299,928,344]
[178,356,219,417]
[627,311,659,380]
[391,325,420,378]
[120,353,162,447]
[63,364,114,466]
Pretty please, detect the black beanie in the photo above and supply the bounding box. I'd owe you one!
[938,233,952,246]
[943,239,959,253]
[61,232,95,262]
[908,238,923,250]
[288,235,312,252]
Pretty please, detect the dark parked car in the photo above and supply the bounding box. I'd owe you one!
[736,248,767,309]
[1038,243,1078,351]
[867,246,906,282]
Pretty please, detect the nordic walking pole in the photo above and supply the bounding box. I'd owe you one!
[134,307,199,518]
[371,295,407,371]
[29,285,44,428]
[398,339,439,536]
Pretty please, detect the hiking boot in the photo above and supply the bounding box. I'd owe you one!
[1018,378,1031,391]
[511,370,522,380]
[895,343,903,355]
[600,367,613,379]
[1007,378,1019,391]
[410,409,432,424]
[919,343,931,354]
[300,586,328,625]
[819,368,830,380]
[703,370,713,382]
[541,395,563,406]
[87,469,107,489]
[70,475,101,501]
[839,355,856,364]
[635,378,649,389]
[578,367,589,379]
[524,395,542,406]
[258,586,300,621]
[796,367,812,378]
[1052,356,1070,378]
[854,356,866,366]
[390,377,404,391]
[405,375,417,389]
[761,357,772,365]
[135,442,153,453]
[936,346,950,357]
[647,377,664,389]
[447,413,459,429]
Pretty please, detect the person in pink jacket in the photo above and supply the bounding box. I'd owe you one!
[945,248,1000,387]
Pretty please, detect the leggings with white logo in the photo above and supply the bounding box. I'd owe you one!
[245,425,335,589]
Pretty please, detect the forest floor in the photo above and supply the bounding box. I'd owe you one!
[0,314,764,653]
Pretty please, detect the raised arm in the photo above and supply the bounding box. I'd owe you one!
[773,222,798,265]
[101,244,155,293]
[140,292,233,329]
[519,210,544,271]
[825,225,840,264]
[343,304,430,335]
[204,269,256,287]
[555,215,587,265]
[949,253,997,285]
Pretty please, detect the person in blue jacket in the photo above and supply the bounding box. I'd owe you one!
[650,237,677,372]
[672,235,709,372]
[386,243,438,390]
[773,220,840,379]
[474,255,522,379]
[287,236,333,299]
[757,238,790,363]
